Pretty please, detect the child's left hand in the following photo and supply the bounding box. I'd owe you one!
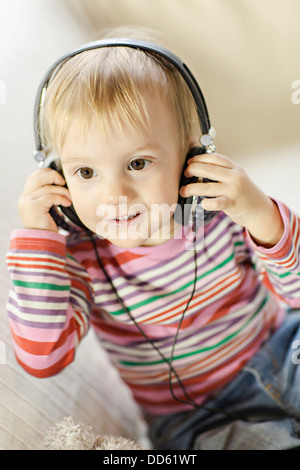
[180,152,284,248]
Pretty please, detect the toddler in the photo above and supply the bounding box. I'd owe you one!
[6,28,300,450]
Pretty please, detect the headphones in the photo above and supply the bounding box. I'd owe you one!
[33,37,216,231]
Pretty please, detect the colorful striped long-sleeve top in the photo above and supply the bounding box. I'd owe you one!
[6,200,300,415]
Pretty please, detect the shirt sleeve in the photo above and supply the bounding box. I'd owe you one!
[6,228,93,377]
[245,199,300,307]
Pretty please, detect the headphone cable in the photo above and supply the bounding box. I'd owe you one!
[88,233,197,407]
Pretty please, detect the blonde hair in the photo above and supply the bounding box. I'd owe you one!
[42,28,200,156]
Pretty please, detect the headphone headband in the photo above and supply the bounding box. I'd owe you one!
[33,37,215,160]
[33,37,216,230]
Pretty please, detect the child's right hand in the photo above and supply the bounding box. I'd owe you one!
[18,168,72,232]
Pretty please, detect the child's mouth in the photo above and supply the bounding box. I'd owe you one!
[113,212,141,224]
[116,213,138,221]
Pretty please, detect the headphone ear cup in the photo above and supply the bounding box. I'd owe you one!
[175,146,206,225]
[46,158,90,231]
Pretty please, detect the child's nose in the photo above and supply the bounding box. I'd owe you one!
[99,176,135,205]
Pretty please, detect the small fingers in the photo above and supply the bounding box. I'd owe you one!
[29,184,71,202]
[180,181,225,199]
[187,152,235,168]
[34,193,72,212]
[185,152,237,182]
[24,168,66,194]
[200,195,230,212]
[184,161,232,182]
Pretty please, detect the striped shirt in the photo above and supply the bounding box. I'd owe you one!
[6,200,300,415]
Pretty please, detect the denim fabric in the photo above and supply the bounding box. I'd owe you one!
[148,310,300,450]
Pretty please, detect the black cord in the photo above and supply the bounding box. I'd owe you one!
[88,233,196,406]
[167,228,200,408]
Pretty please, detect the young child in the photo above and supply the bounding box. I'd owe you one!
[6,28,300,450]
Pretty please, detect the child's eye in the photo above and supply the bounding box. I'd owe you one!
[128,158,151,171]
[76,167,95,180]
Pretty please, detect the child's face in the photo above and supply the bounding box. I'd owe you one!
[60,94,187,248]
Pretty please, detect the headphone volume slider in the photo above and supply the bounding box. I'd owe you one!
[34,150,47,167]
[200,127,216,153]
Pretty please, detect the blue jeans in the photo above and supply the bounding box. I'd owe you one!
[147,310,300,450]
